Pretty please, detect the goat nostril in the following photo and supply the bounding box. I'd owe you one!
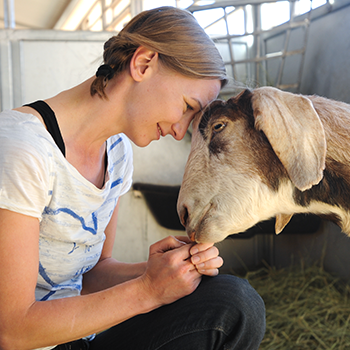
[180,206,189,227]
[189,231,196,242]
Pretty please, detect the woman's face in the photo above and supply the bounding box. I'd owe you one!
[124,63,221,147]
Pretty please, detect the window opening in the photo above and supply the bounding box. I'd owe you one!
[54,0,334,95]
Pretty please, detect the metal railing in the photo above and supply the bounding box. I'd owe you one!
[188,0,314,95]
[3,0,15,29]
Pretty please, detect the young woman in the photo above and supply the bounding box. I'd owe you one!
[0,6,265,350]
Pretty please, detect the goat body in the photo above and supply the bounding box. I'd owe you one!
[177,87,350,243]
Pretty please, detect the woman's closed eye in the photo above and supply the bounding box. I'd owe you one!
[186,103,194,111]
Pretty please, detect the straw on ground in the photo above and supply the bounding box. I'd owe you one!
[246,262,350,350]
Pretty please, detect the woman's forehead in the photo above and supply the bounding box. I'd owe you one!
[188,79,220,100]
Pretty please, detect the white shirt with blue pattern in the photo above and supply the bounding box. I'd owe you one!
[0,110,133,350]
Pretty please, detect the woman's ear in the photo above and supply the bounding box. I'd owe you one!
[129,46,158,82]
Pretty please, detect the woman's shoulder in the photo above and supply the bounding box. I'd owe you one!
[1,109,46,138]
[0,110,52,218]
[0,109,58,169]
[1,108,39,125]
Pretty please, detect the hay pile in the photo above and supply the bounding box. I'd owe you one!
[246,263,350,350]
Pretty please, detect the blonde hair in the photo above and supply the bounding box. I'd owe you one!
[90,6,228,99]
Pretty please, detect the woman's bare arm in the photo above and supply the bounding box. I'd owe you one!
[0,208,201,350]
[82,200,147,294]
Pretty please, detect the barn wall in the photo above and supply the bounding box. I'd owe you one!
[300,2,350,102]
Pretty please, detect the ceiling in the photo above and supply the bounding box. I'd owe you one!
[0,0,71,29]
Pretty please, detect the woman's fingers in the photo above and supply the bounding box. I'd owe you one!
[194,256,224,275]
[190,242,215,255]
[190,244,218,264]
[149,235,190,255]
[189,244,224,276]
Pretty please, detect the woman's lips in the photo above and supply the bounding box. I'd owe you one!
[157,124,163,138]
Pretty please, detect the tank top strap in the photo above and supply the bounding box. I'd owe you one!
[24,100,66,157]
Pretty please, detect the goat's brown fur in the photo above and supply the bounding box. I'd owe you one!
[178,87,350,243]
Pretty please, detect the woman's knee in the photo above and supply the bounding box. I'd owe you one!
[196,274,266,346]
[218,274,265,323]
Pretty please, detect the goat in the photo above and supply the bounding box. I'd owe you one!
[177,86,350,243]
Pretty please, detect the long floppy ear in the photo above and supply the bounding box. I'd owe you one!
[252,86,326,191]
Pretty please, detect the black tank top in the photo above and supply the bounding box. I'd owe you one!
[24,100,66,157]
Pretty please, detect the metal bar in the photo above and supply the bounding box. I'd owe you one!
[255,4,261,84]
[0,34,14,110]
[243,6,251,83]
[223,8,238,80]
[3,0,15,29]
[202,12,226,31]
[77,0,99,30]
[212,18,309,41]
[187,0,298,12]
[130,0,142,17]
[296,3,313,92]
[263,29,268,86]
[276,1,296,87]
[101,0,107,30]
[224,47,306,65]
[106,5,130,31]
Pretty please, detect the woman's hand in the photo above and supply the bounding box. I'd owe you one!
[189,242,223,276]
[140,236,201,307]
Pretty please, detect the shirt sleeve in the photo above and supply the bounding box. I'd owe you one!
[0,126,50,220]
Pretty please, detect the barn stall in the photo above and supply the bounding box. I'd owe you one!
[1,0,350,348]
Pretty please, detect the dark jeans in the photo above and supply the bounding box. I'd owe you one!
[54,274,265,350]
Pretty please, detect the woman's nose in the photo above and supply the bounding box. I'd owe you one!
[171,118,191,141]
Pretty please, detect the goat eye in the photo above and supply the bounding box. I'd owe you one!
[212,122,226,133]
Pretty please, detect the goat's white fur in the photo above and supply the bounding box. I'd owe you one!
[178,87,350,243]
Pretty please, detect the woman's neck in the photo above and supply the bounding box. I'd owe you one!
[45,77,123,156]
